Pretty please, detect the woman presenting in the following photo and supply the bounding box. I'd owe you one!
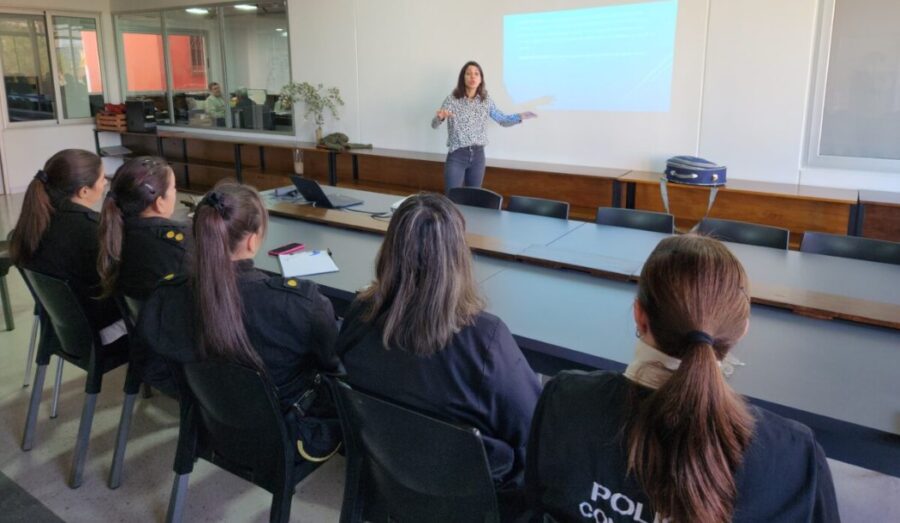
[432,60,536,192]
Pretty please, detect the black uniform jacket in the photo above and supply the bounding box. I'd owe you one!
[336,305,542,489]
[26,199,120,330]
[133,259,341,403]
[525,371,840,523]
[118,216,191,300]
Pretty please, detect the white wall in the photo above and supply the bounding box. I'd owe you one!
[0,0,119,193]
[72,0,900,192]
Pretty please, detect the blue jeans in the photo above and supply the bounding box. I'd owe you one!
[444,145,486,193]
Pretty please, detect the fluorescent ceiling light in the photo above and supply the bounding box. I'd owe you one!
[275,28,284,31]
[234,4,257,10]
[185,8,209,15]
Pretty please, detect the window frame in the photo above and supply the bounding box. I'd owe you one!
[0,8,108,128]
[805,0,900,173]
[113,1,294,136]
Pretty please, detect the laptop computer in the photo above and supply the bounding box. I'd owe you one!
[291,176,363,209]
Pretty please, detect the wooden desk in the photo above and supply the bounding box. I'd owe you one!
[859,190,900,242]
[619,171,860,247]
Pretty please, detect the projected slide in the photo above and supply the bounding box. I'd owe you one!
[503,0,678,112]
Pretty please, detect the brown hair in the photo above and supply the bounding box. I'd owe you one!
[97,156,174,297]
[627,234,754,523]
[191,181,268,370]
[356,193,484,356]
[452,60,488,100]
[9,149,102,265]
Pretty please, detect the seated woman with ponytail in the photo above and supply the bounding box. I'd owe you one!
[98,156,190,301]
[10,149,123,343]
[525,235,838,523]
[134,181,343,461]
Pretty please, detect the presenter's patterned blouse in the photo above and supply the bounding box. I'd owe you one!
[432,94,521,153]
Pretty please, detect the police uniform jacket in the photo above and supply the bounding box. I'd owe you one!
[119,216,191,300]
[336,306,542,489]
[525,371,840,523]
[133,259,341,403]
[27,199,120,330]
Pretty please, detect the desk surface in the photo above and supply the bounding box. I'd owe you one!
[481,264,900,438]
[860,189,900,207]
[268,186,899,329]
[546,223,900,307]
[621,170,859,204]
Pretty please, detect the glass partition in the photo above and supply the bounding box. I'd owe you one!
[115,12,169,123]
[115,2,292,133]
[52,15,104,119]
[221,1,291,132]
[165,7,223,127]
[0,14,55,121]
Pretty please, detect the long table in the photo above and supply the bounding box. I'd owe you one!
[256,187,900,478]
[265,187,900,330]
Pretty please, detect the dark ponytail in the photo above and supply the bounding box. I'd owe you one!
[191,181,268,371]
[97,157,173,297]
[10,149,102,265]
[627,235,754,523]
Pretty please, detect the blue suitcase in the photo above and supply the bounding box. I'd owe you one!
[665,156,726,186]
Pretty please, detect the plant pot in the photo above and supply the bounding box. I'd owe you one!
[315,127,323,143]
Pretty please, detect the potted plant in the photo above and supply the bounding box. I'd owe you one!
[278,82,344,141]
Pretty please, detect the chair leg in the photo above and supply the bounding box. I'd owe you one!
[0,276,13,331]
[165,473,190,523]
[67,393,98,489]
[22,315,38,387]
[108,392,138,489]
[49,357,64,419]
[270,490,293,523]
[21,364,48,451]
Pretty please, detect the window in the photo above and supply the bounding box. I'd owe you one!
[0,11,105,124]
[807,0,900,171]
[222,2,292,132]
[53,16,104,119]
[115,12,168,123]
[114,1,293,133]
[0,14,54,122]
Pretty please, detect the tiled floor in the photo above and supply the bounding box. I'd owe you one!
[0,192,898,522]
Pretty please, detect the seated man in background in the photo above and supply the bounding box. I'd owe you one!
[204,82,226,126]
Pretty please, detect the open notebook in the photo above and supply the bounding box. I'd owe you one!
[278,250,339,277]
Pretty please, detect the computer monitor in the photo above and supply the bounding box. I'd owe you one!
[247,89,267,105]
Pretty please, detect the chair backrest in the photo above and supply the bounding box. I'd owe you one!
[507,195,569,220]
[596,207,674,234]
[447,187,503,210]
[332,380,499,523]
[697,218,790,250]
[180,360,293,494]
[21,268,96,362]
[122,295,144,327]
[801,232,900,265]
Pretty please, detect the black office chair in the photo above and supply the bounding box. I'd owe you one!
[166,360,321,523]
[507,195,569,220]
[697,218,790,250]
[801,232,900,265]
[0,239,14,331]
[331,379,500,523]
[107,294,151,489]
[447,187,503,210]
[20,269,136,489]
[596,207,675,234]
[6,231,44,387]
